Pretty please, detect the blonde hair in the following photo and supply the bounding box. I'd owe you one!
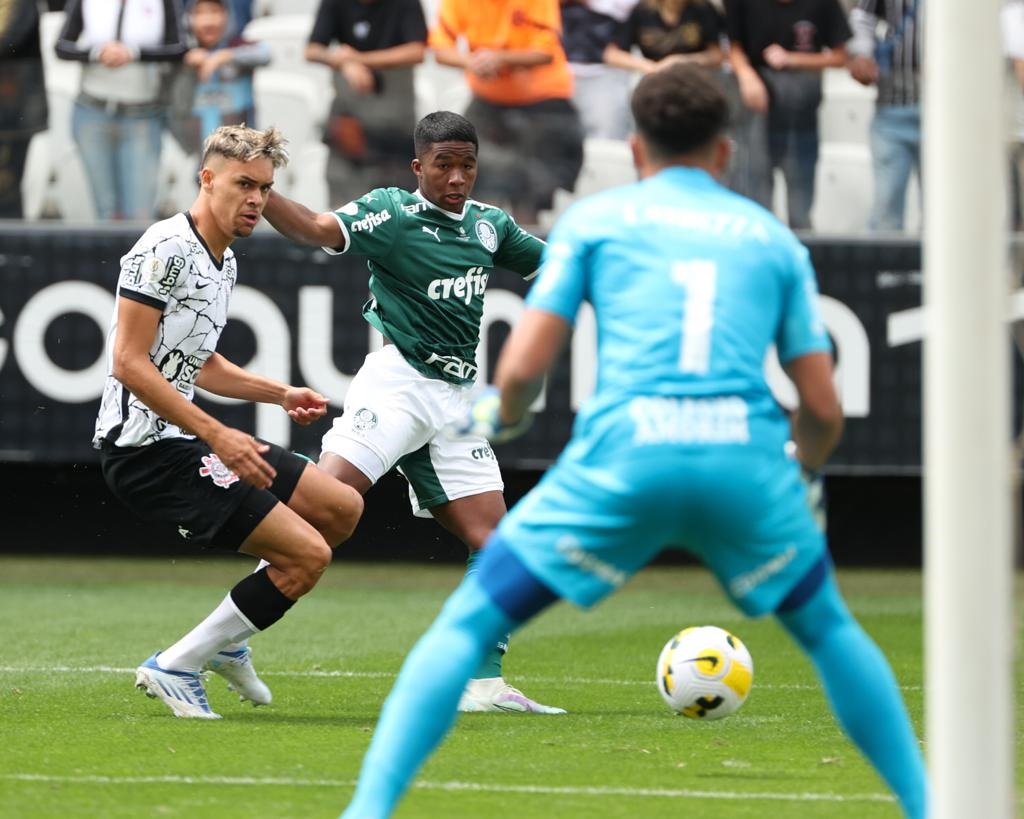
[200,125,290,169]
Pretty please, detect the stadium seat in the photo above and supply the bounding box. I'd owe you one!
[157,133,199,218]
[811,143,873,234]
[242,14,330,94]
[819,67,876,146]
[254,69,328,153]
[575,137,636,197]
[49,143,96,223]
[277,141,330,213]
[21,131,53,221]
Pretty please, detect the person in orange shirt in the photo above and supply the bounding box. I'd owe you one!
[430,0,584,223]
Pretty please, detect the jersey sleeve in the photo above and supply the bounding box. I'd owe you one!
[524,210,590,324]
[324,188,401,259]
[117,235,190,309]
[492,215,546,278]
[775,240,833,365]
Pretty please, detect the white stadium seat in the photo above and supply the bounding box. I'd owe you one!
[811,143,873,234]
[819,67,877,146]
[253,69,327,152]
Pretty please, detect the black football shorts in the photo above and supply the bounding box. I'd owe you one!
[100,436,307,549]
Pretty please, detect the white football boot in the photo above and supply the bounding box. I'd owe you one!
[204,646,272,706]
[458,677,566,714]
[135,652,221,719]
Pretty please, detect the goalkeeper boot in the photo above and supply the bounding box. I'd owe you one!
[204,646,272,706]
[134,652,221,719]
[458,677,567,714]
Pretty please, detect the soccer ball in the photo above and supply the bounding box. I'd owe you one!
[656,625,754,720]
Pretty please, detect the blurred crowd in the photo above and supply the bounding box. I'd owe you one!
[0,0,1020,232]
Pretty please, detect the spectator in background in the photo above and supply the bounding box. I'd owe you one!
[0,0,50,219]
[1004,0,1024,231]
[430,0,584,224]
[173,0,271,156]
[725,0,850,230]
[306,0,427,207]
[847,0,921,233]
[560,0,638,141]
[604,0,723,76]
[55,0,187,222]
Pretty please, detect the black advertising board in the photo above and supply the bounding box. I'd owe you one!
[0,225,1016,473]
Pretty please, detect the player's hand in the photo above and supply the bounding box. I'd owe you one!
[209,426,276,489]
[282,387,329,426]
[800,467,826,531]
[451,385,533,444]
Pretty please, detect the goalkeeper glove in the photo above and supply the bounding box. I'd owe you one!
[454,385,533,444]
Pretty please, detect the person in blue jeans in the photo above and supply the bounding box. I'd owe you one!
[337,63,929,819]
[848,0,922,232]
[55,0,186,221]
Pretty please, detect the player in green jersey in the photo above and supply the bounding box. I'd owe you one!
[224,111,563,713]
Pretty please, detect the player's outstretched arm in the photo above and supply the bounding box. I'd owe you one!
[262,190,344,251]
[113,299,276,488]
[494,307,571,426]
[196,353,328,426]
[785,351,844,470]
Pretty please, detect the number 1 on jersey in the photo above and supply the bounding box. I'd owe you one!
[672,260,717,374]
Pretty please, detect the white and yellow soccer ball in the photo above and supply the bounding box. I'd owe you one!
[656,625,754,720]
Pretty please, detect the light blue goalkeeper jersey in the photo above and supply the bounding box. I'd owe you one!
[528,166,831,443]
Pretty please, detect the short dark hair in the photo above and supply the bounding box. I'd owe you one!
[631,64,729,160]
[414,111,479,155]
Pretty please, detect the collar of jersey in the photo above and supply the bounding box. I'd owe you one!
[657,166,718,187]
[414,189,468,221]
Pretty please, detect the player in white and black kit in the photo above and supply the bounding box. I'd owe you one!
[94,125,363,719]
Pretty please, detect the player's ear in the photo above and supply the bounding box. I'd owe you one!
[628,133,645,175]
[712,135,732,179]
[411,157,422,178]
[199,166,214,191]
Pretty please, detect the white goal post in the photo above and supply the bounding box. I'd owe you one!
[924,1,1015,817]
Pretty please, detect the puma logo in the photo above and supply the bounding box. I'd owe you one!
[421,225,441,242]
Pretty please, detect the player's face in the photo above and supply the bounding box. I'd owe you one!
[413,141,478,213]
[205,156,275,239]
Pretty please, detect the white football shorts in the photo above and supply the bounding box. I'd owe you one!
[321,345,503,517]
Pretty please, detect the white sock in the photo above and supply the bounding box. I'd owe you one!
[157,594,259,672]
[214,560,271,655]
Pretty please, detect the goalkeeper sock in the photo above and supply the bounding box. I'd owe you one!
[777,571,928,819]
[157,568,294,673]
[465,549,507,679]
[342,576,516,818]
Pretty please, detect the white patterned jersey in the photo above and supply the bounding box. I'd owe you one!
[92,212,237,448]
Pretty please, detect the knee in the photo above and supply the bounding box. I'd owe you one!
[325,485,363,547]
[289,539,334,595]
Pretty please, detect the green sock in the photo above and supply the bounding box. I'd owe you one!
[466,549,507,679]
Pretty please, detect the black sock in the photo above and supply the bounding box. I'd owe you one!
[229,567,295,631]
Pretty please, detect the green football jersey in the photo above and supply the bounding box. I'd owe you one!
[328,187,544,384]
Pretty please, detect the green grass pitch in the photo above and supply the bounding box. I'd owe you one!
[0,556,1018,818]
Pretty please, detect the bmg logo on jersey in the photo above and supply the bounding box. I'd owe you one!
[427,266,488,305]
[350,209,392,233]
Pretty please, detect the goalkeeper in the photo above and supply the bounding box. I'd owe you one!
[339,65,928,818]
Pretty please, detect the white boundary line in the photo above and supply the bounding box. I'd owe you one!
[0,665,922,691]
[0,773,894,804]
